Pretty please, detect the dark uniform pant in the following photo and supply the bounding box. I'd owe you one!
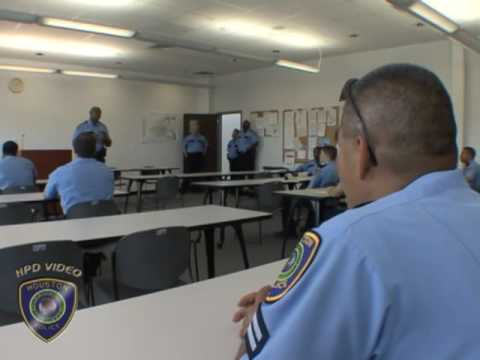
[182,152,206,193]
[185,152,206,173]
[238,148,256,172]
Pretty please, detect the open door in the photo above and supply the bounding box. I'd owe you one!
[183,114,219,172]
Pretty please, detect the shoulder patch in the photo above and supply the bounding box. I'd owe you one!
[265,231,322,304]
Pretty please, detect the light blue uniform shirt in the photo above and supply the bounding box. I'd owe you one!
[44,158,114,214]
[463,160,480,192]
[238,129,258,153]
[309,161,339,188]
[0,156,37,190]
[295,160,319,176]
[244,170,480,359]
[228,139,240,160]
[73,120,110,152]
[183,134,208,154]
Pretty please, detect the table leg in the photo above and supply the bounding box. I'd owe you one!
[233,224,250,269]
[204,227,216,279]
[220,189,227,206]
[136,180,145,212]
[124,180,133,213]
[235,188,240,208]
[314,200,321,226]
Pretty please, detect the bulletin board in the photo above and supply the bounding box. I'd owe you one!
[250,110,280,137]
[306,106,342,160]
[283,105,343,165]
[282,108,309,166]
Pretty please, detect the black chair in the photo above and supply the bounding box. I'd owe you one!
[0,241,88,326]
[2,185,37,194]
[154,177,183,210]
[0,203,36,225]
[66,200,121,220]
[104,227,190,301]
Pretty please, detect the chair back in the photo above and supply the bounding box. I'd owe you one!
[114,227,190,295]
[66,200,121,220]
[2,185,37,194]
[256,182,284,212]
[155,177,180,202]
[0,241,87,325]
[0,203,35,225]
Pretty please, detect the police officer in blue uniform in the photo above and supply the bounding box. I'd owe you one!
[44,132,114,216]
[295,146,321,176]
[228,129,241,172]
[182,120,208,174]
[0,141,37,191]
[73,106,112,163]
[238,120,258,172]
[233,64,480,359]
[460,146,480,192]
[308,145,339,188]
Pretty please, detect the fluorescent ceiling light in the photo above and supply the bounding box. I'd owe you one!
[61,70,118,79]
[422,0,480,23]
[0,65,56,74]
[218,20,322,48]
[275,60,319,73]
[40,17,136,38]
[66,0,135,6]
[409,2,459,33]
[0,35,122,58]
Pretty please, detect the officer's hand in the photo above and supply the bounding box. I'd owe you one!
[232,285,271,337]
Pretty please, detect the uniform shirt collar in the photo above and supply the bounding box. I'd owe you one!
[361,169,466,212]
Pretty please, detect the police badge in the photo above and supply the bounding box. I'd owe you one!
[266,231,322,303]
[18,278,78,343]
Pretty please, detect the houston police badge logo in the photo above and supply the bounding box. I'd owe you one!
[266,231,321,303]
[18,278,78,343]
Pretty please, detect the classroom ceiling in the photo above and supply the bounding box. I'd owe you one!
[0,0,477,82]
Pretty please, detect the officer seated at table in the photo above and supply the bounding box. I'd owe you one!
[294,146,322,176]
[233,64,480,359]
[0,141,37,191]
[44,132,114,215]
[308,145,339,189]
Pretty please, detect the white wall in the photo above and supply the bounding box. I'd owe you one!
[0,73,209,169]
[213,41,454,168]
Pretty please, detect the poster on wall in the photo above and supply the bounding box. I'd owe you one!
[250,111,280,138]
[141,113,180,144]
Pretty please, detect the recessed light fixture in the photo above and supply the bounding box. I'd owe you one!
[0,65,56,74]
[217,20,322,48]
[61,70,118,79]
[0,34,122,58]
[416,22,425,27]
[408,2,459,33]
[349,33,359,38]
[275,60,319,73]
[40,17,136,38]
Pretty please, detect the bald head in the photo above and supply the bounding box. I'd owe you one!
[341,64,457,173]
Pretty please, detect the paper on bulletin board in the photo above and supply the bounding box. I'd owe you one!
[326,107,338,127]
[297,150,307,160]
[284,111,295,149]
[295,111,308,138]
[308,137,317,160]
[284,150,296,167]
[265,112,280,137]
[308,110,318,137]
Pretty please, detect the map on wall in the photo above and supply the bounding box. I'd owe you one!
[141,113,180,144]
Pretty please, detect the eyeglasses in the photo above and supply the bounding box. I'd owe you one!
[340,79,378,166]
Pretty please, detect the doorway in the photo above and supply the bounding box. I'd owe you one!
[219,112,242,172]
[183,114,219,172]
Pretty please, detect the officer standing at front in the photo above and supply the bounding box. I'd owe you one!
[228,129,241,172]
[238,120,258,171]
[233,64,480,359]
[182,120,208,173]
[74,106,112,163]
